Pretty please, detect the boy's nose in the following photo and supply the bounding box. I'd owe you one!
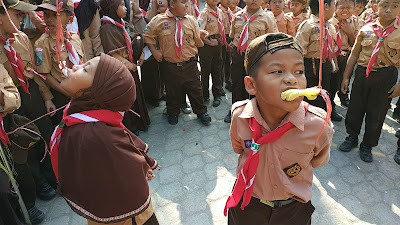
[283,73,298,85]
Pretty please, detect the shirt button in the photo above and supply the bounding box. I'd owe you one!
[274,185,278,189]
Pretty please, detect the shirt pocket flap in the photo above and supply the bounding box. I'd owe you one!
[361,39,373,46]
[388,41,400,49]
[160,28,173,36]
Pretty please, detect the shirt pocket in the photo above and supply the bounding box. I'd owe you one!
[183,30,194,45]
[387,41,400,62]
[308,32,320,52]
[279,147,313,185]
[19,52,34,70]
[250,24,265,39]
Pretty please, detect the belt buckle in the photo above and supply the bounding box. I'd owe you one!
[260,199,275,207]
[341,50,348,57]
[176,62,183,67]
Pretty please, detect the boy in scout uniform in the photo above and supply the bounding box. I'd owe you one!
[225,0,277,123]
[269,0,296,36]
[144,0,212,125]
[295,0,341,121]
[198,0,225,107]
[339,0,400,162]
[330,0,360,107]
[35,0,86,126]
[225,33,333,224]
[219,0,233,92]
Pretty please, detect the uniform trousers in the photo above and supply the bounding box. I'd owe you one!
[231,47,248,104]
[141,57,164,101]
[346,66,397,147]
[222,35,232,85]
[228,196,314,225]
[330,53,350,106]
[199,43,223,98]
[161,60,207,116]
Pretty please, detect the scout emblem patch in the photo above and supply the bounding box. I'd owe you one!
[35,48,43,66]
[314,26,319,31]
[159,0,162,4]
[244,140,252,148]
[283,163,302,178]
[389,49,397,57]
[164,22,168,26]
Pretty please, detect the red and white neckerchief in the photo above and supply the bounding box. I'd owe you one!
[0,35,30,96]
[237,13,259,54]
[334,22,342,58]
[191,0,200,17]
[218,5,232,24]
[366,19,398,77]
[101,16,134,63]
[322,23,335,67]
[210,11,228,46]
[0,115,10,146]
[64,31,82,66]
[167,10,184,58]
[50,103,125,179]
[224,103,309,215]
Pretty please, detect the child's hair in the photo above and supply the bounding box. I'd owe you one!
[355,0,367,5]
[292,0,309,13]
[309,0,335,15]
[336,0,355,6]
[244,33,303,76]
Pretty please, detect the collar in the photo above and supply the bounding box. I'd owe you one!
[330,16,340,26]
[310,14,320,23]
[218,5,229,12]
[166,10,188,19]
[275,11,285,22]
[238,98,305,132]
[205,4,218,13]
[243,6,264,17]
[375,17,400,30]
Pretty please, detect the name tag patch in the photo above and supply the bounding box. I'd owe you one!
[244,140,252,148]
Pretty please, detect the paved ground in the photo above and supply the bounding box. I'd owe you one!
[35,80,400,225]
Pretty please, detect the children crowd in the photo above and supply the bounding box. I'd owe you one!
[0,0,399,224]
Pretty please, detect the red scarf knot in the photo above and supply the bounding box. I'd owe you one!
[237,13,259,54]
[210,11,227,46]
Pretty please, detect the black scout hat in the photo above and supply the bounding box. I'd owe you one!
[37,0,74,13]
[244,33,303,75]
[2,0,37,11]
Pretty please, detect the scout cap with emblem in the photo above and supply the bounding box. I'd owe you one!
[244,32,303,75]
[2,0,37,11]
[36,0,74,13]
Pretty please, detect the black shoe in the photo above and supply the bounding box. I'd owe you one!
[393,111,400,122]
[212,97,222,107]
[340,98,350,107]
[168,115,178,125]
[331,111,343,122]
[359,144,373,162]
[197,113,211,124]
[339,136,358,152]
[224,111,231,123]
[394,148,400,165]
[28,206,45,224]
[225,83,232,92]
[37,182,56,201]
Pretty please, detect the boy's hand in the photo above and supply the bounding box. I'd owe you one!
[204,38,218,46]
[341,78,349,94]
[388,83,400,98]
[200,30,209,40]
[340,21,353,35]
[137,51,145,66]
[152,50,163,62]
[45,100,57,116]
[146,169,155,181]
[130,63,138,72]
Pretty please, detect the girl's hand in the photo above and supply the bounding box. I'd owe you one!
[153,50,163,62]
[129,62,138,72]
[137,51,145,66]
[389,83,400,98]
[45,100,56,116]
[146,169,155,181]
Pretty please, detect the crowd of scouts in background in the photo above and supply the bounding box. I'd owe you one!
[0,0,399,224]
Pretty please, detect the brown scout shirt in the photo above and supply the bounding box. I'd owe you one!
[352,17,400,68]
[35,32,86,83]
[275,11,296,37]
[186,0,199,18]
[287,12,309,34]
[230,7,278,48]
[295,14,337,59]
[218,5,231,34]
[143,10,204,63]
[198,4,225,37]
[0,32,53,101]
[145,0,168,21]
[230,99,333,203]
[330,15,360,52]
[0,64,20,116]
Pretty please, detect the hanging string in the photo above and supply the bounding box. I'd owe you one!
[55,0,66,71]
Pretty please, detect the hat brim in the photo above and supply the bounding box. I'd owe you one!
[11,1,37,11]
[36,3,57,12]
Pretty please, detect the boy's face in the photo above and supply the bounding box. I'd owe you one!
[220,0,232,8]
[0,8,24,35]
[60,57,100,98]
[170,0,188,17]
[231,0,239,7]
[270,0,285,15]
[354,2,366,15]
[43,9,72,34]
[244,0,264,10]
[376,0,400,22]
[245,48,306,114]
[336,1,355,19]
[290,0,306,15]
[117,0,127,19]
[206,0,221,7]
[324,0,336,20]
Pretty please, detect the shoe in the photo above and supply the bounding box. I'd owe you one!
[160,93,166,101]
[394,148,400,165]
[197,113,211,124]
[359,144,373,162]
[181,103,192,114]
[225,83,232,92]
[339,136,358,152]
[221,89,226,96]
[212,97,222,107]
[340,98,350,107]
[28,206,45,224]
[168,115,178,125]
[224,111,231,123]
[203,95,210,102]
[37,182,56,201]
[331,111,343,122]
[163,107,168,115]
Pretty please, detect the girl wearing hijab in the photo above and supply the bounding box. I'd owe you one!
[99,0,150,134]
[53,54,159,225]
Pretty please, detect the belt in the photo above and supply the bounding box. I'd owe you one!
[260,198,296,208]
[359,65,395,72]
[164,57,197,67]
[208,34,221,39]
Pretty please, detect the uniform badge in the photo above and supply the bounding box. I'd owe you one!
[164,22,168,26]
[314,27,319,31]
[389,49,397,57]
[367,30,372,35]
[283,163,302,178]
[35,48,43,66]
[208,17,212,22]
[159,0,162,4]
[244,140,252,148]
[255,30,261,37]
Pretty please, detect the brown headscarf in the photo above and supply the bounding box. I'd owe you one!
[67,53,136,115]
[100,0,122,21]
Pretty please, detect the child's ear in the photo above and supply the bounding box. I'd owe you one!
[324,2,329,10]
[170,0,175,8]
[244,76,257,96]
[68,15,74,24]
